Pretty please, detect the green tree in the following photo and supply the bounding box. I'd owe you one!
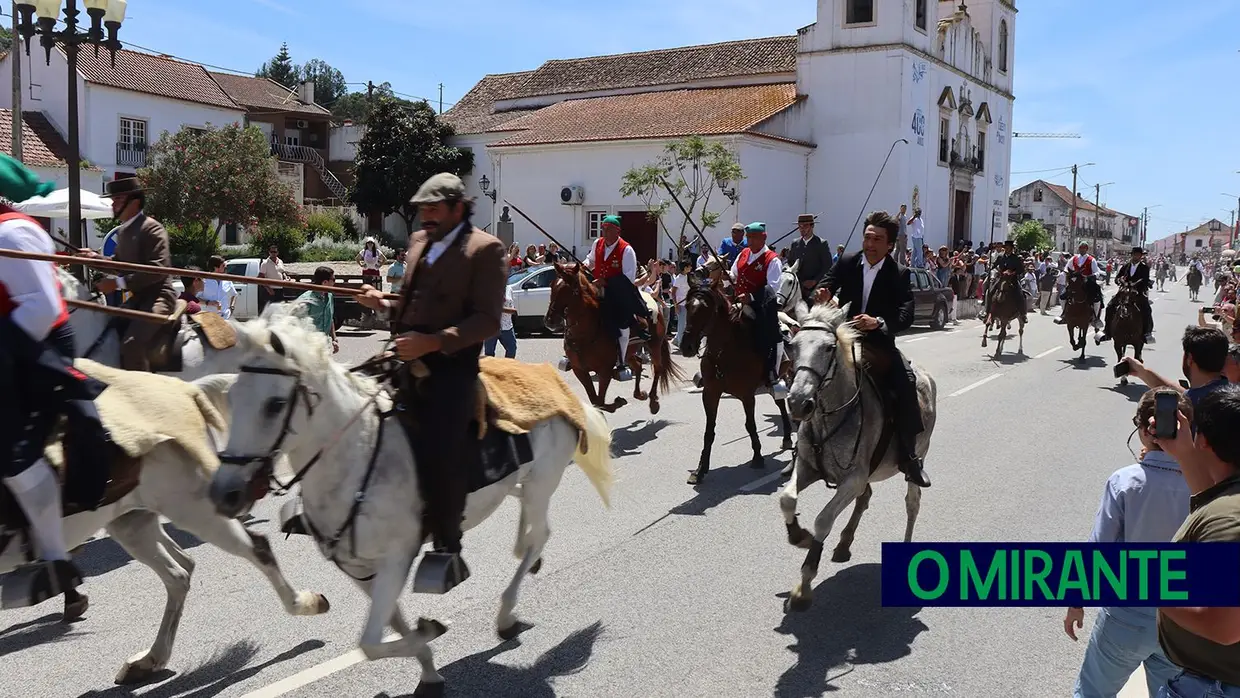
[349,97,473,234]
[1011,219,1053,252]
[619,135,743,254]
[141,123,304,240]
[300,59,346,107]
[256,42,299,90]
[331,82,413,124]
[0,27,12,52]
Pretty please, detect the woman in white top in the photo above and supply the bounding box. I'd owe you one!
[356,237,387,290]
[199,255,238,319]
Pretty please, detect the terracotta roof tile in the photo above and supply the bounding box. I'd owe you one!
[442,71,537,134]
[73,48,240,111]
[0,110,96,169]
[490,83,801,147]
[1043,182,1106,214]
[208,72,330,116]
[509,36,797,99]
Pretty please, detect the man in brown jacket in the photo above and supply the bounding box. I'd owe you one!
[359,172,507,593]
[84,176,177,371]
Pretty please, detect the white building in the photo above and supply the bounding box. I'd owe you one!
[0,108,105,234]
[1008,178,1121,255]
[0,47,246,242]
[443,0,1016,260]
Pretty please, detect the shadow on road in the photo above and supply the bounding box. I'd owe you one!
[988,351,1028,366]
[1058,355,1108,371]
[78,639,325,698]
[75,523,205,580]
[0,613,73,658]
[1106,382,1148,402]
[610,419,674,458]
[380,621,605,698]
[772,563,927,698]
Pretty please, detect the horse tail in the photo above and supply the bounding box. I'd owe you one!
[572,400,614,509]
[655,336,687,395]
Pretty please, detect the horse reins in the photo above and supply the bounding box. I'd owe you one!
[792,323,867,476]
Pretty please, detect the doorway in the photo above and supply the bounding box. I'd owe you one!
[619,210,658,264]
[952,190,972,248]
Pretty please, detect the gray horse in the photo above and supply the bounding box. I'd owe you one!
[778,302,937,611]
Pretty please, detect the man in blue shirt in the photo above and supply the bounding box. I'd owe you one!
[719,223,745,267]
[1064,388,1193,698]
[1123,327,1228,412]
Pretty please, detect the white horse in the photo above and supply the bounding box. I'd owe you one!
[0,363,329,684]
[204,312,614,698]
[778,302,936,611]
[58,267,231,380]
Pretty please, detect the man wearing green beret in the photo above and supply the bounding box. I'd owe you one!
[581,214,653,380]
[358,172,507,593]
[0,153,112,614]
[730,222,787,397]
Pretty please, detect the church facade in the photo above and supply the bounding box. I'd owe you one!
[445,0,1016,260]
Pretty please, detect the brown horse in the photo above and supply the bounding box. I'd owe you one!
[981,270,1026,356]
[678,277,794,485]
[545,263,683,413]
[1108,280,1146,384]
[1061,271,1095,361]
[1187,266,1203,302]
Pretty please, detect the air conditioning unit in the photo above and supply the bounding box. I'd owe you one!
[560,185,584,205]
[295,120,310,129]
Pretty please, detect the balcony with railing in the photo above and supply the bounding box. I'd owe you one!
[116,141,147,168]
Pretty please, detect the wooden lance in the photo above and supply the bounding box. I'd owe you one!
[501,199,592,276]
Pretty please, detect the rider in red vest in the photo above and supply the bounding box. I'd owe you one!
[1056,241,1104,329]
[0,154,111,613]
[582,215,653,380]
[730,222,787,397]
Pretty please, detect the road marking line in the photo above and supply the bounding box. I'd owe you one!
[239,633,399,698]
[947,373,1004,398]
[1034,345,1063,359]
[904,337,929,343]
[740,470,785,492]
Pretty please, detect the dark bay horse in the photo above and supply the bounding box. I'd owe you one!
[1062,272,1095,361]
[1187,266,1203,302]
[1109,280,1146,385]
[981,270,1025,357]
[679,277,794,485]
[545,263,683,413]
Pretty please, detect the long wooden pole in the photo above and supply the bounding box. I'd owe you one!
[65,298,174,324]
[0,248,400,300]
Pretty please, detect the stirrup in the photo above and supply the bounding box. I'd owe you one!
[1,559,83,609]
[279,498,310,537]
[615,364,633,382]
[412,552,471,594]
[556,357,571,372]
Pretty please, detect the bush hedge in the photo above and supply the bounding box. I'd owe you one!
[304,212,345,241]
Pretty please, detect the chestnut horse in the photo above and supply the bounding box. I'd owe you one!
[545,263,683,413]
[1062,271,1095,361]
[981,270,1026,357]
[679,277,794,485]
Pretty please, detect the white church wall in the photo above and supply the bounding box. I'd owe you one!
[735,137,811,246]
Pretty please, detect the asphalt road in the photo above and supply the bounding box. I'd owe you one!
[3,274,1206,698]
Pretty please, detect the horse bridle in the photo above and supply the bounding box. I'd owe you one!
[791,323,862,416]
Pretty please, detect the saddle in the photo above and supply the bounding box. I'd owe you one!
[114,303,238,372]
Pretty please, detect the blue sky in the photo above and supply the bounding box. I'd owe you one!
[117,0,1237,242]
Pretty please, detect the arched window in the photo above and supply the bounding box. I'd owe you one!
[998,20,1009,73]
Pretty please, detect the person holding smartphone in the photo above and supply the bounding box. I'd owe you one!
[1122,327,1230,411]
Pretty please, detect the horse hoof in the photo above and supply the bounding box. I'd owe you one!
[780,438,793,451]
[649,400,661,415]
[831,548,852,563]
[413,680,446,698]
[687,469,705,485]
[1119,377,1128,386]
[634,391,648,401]
[497,620,524,641]
[416,617,450,640]
[529,558,543,575]
[314,593,330,614]
[750,455,765,470]
[786,587,813,613]
[63,594,89,623]
[115,655,165,685]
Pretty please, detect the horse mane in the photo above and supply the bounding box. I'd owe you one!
[234,304,381,397]
[805,301,861,359]
[56,266,88,299]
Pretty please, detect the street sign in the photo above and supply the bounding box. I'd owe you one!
[1128,217,1139,227]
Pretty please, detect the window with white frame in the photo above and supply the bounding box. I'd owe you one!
[119,117,147,147]
[587,211,608,239]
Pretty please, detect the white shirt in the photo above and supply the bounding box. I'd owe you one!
[0,218,63,340]
[671,273,690,307]
[583,238,638,281]
[424,222,465,267]
[907,216,924,241]
[499,284,515,332]
[200,278,238,319]
[728,245,783,295]
[1069,254,1101,276]
[861,255,886,313]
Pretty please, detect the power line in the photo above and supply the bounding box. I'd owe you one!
[1010,165,1076,176]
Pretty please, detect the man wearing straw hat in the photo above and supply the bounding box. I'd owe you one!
[0,153,112,612]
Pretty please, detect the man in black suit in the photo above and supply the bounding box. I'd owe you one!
[787,214,833,305]
[1099,246,1155,344]
[813,211,931,488]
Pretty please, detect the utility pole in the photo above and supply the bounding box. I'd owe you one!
[10,0,22,162]
[1093,183,1101,257]
[1070,164,1079,251]
[438,83,443,113]
[1142,207,1150,250]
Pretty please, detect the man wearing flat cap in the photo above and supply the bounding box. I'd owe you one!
[582,214,654,380]
[786,213,833,305]
[1098,246,1155,345]
[719,223,746,267]
[358,172,507,593]
[82,176,178,372]
[730,222,787,396]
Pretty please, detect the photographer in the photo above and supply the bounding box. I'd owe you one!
[1064,388,1192,698]
[1150,385,1240,696]
[1122,327,1229,409]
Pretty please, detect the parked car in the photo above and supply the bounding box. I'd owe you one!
[508,264,558,335]
[909,267,953,330]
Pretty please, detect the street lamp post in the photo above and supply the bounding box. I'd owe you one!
[15,0,127,250]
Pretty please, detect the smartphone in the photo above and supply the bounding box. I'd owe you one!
[1113,362,1131,378]
[1202,306,1215,314]
[1154,392,1179,440]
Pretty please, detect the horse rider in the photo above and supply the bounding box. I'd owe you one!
[582,214,654,381]
[786,213,833,305]
[1055,242,1104,329]
[1098,246,1155,345]
[79,176,177,372]
[812,210,932,489]
[729,222,788,399]
[719,223,745,267]
[985,239,1027,323]
[357,172,507,594]
[0,154,112,609]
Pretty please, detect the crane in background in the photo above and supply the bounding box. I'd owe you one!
[1013,133,1081,138]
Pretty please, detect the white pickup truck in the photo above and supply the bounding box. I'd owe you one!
[170,257,266,320]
